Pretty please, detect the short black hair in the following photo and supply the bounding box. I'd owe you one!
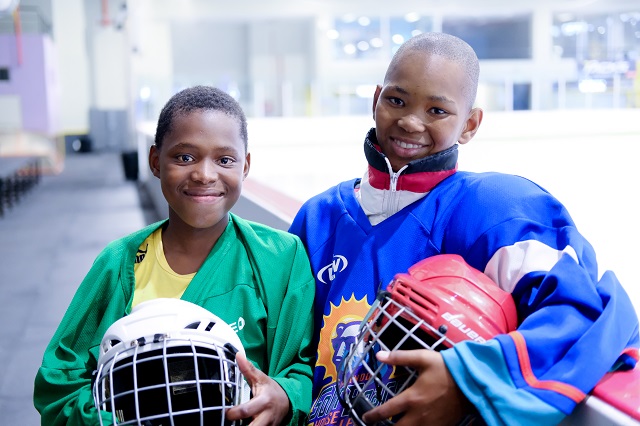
[154,85,248,151]
[386,32,480,110]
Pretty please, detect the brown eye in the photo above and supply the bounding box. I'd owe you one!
[177,154,194,162]
[219,157,235,166]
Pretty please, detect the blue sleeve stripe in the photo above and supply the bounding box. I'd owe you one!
[442,340,565,426]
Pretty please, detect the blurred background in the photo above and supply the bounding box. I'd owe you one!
[2,0,639,156]
[0,0,639,423]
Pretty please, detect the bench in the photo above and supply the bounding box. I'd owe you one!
[0,156,41,217]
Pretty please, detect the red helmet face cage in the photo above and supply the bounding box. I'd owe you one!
[337,254,517,426]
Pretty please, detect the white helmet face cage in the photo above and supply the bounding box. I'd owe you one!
[336,291,454,426]
[93,299,251,426]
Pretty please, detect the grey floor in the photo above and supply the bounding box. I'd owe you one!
[0,151,156,425]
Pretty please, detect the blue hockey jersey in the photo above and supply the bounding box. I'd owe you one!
[289,130,639,426]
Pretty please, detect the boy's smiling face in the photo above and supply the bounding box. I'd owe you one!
[372,51,481,172]
[150,109,250,231]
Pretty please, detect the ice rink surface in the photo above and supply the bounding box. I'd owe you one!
[247,109,640,315]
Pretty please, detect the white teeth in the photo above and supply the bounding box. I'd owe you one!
[396,140,421,149]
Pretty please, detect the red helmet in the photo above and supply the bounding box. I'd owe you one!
[337,254,518,425]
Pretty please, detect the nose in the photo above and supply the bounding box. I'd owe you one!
[191,159,218,184]
[397,113,426,133]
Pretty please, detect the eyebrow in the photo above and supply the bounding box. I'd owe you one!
[166,142,199,152]
[169,142,241,155]
[171,142,197,149]
[387,85,455,105]
[389,85,410,95]
[428,94,455,105]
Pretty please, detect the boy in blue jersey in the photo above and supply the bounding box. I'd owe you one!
[289,32,639,425]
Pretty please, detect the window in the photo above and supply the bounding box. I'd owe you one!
[443,15,533,59]
[331,15,383,60]
[553,11,640,62]
[328,14,434,61]
[389,15,433,56]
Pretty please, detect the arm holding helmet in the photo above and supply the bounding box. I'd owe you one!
[363,175,639,425]
[362,349,472,426]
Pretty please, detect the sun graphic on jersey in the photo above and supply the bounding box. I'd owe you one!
[316,294,371,382]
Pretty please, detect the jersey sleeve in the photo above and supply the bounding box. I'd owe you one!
[33,244,127,426]
[440,174,639,425]
[264,236,316,425]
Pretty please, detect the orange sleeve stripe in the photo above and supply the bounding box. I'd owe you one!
[509,331,586,403]
[622,347,639,361]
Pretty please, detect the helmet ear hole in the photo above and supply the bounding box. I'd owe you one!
[185,321,201,329]
[224,342,240,357]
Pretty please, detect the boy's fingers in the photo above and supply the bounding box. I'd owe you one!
[361,394,408,423]
[376,349,441,370]
[226,402,255,422]
[228,353,291,425]
[236,353,265,387]
[225,354,263,421]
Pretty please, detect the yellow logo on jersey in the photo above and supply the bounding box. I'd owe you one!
[316,294,371,382]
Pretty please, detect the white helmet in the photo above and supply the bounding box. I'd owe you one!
[93,298,251,425]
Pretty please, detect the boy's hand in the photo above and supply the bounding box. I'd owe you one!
[225,353,291,426]
[361,350,471,426]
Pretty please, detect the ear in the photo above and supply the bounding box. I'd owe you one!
[458,107,483,145]
[242,152,251,180]
[372,85,382,120]
[149,144,161,178]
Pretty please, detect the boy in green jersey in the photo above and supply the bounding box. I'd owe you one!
[34,86,315,425]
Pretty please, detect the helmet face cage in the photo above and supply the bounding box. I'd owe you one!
[92,299,250,426]
[337,290,454,426]
[337,254,518,426]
